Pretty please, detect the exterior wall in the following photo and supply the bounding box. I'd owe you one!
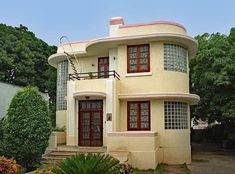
[118,99,191,165]
[0,82,21,119]
[113,24,187,37]
[107,132,158,169]
[117,42,189,94]
[56,110,67,128]
[69,55,108,75]
[0,81,49,119]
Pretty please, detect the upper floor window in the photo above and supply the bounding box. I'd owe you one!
[164,101,188,129]
[127,44,150,73]
[164,44,187,73]
[127,101,150,130]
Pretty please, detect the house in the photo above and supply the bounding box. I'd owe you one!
[0,81,49,119]
[48,17,200,169]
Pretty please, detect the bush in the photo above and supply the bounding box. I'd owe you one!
[0,117,4,140]
[0,156,21,174]
[52,153,120,174]
[1,87,52,171]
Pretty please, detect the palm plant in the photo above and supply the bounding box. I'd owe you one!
[52,153,120,174]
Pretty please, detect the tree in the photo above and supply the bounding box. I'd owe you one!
[0,87,52,171]
[190,28,235,140]
[0,23,57,124]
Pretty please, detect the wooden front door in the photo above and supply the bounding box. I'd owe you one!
[98,57,109,78]
[79,100,103,146]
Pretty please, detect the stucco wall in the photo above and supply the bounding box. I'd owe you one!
[0,82,21,119]
[0,82,49,119]
[117,42,189,94]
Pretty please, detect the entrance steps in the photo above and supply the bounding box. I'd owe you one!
[42,146,107,165]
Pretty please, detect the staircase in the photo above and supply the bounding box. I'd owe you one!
[42,146,107,164]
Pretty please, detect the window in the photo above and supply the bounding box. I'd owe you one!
[127,44,150,73]
[164,44,187,73]
[127,101,150,130]
[56,60,68,110]
[164,101,188,129]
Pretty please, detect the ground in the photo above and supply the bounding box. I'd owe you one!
[189,142,235,174]
[134,142,235,174]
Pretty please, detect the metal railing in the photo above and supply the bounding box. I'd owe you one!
[69,70,120,81]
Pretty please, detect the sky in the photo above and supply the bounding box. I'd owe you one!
[0,0,234,45]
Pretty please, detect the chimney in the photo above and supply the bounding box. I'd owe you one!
[109,17,124,37]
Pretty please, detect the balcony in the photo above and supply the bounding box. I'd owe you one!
[69,70,120,81]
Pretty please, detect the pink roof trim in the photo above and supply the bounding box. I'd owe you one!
[119,21,187,32]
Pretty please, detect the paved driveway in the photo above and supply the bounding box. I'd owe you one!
[190,143,235,174]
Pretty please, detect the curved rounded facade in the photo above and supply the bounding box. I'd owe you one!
[48,17,199,169]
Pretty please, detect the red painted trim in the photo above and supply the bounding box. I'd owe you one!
[98,57,109,78]
[127,101,151,131]
[110,17,124,25]
[58,40,90,47]
[119,21,187,32]
[127,44,150,73]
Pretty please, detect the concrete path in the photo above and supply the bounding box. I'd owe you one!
[189,143,235,174]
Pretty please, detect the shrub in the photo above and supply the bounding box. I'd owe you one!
[0,156,21,174]
[0,118,4,141]
[1,87,52,171]
[52,153,120,174]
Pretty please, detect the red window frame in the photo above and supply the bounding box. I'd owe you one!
[127,101,150,131]
[127,44,150,73]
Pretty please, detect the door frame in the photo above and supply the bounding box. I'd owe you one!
[78,100,103,146]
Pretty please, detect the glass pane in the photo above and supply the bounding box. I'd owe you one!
[140,102,149,129]
[92,112,101,139]
[129,103,138,128]
[82,112,90,139]
[129,47,137,53]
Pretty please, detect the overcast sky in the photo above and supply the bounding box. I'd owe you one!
[0,0,234,45]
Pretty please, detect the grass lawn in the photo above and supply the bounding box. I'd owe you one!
[133,164,191,174]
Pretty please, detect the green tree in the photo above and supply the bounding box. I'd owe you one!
[0,23,57,124]
[190,28,235,140]
[0,87,52,171]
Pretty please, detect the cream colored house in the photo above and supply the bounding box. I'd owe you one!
[48,17,199,169]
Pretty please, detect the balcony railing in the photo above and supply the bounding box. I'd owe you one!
[69,70,120,81]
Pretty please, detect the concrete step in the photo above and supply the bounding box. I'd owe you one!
[42,146,107,165]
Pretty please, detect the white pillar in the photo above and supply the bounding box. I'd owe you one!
[67,81,76,145]
[106,79,113,133]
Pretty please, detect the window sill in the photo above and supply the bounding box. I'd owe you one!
[125,72,152,77]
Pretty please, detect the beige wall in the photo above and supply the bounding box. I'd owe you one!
[68,54,108,75]
[113,24,187,37]
[117,42,189,94]
[118,99,191,165]
[56,110,67,128]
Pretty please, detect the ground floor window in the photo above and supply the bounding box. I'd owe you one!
[164,101,188,129]
[127,101,150,130]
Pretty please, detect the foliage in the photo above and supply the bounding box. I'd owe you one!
[0,87,52,171]
[0,156,21,174]
[155,164,167,173]
[52,153,120,174]
[0,23,57,125]
[0,117,4,140]
[118,162,133,174]
[190,28,235,140]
